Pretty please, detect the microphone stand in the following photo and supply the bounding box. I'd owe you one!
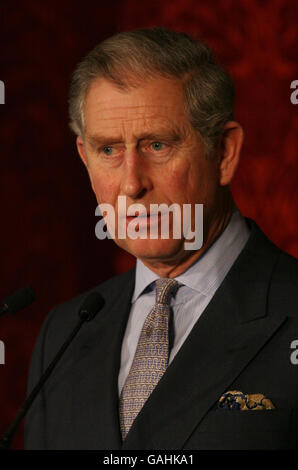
[0,301,100,450]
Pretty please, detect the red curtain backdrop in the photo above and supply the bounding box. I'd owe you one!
[0,0,297,449]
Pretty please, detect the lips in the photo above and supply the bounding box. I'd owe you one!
[125,213,160,218]
[119,210,167,219]
[125,214,161,224]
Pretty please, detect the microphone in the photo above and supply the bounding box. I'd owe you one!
[0,291,105,450]
[0,287,36,318]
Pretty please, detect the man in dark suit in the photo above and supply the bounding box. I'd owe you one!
[25,27,298,450]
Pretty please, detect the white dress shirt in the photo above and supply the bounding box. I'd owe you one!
[118,208,250,395]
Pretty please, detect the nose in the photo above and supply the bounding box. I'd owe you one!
[120,149,151,199]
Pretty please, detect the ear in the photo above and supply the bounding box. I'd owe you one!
[218,121,244,186]
[76,136,89,168]
[76,136,95,192]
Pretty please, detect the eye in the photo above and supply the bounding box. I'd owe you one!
[102,146,114,156]
[151,142,165,151]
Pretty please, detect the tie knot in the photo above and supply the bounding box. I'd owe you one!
[155,278,179,305]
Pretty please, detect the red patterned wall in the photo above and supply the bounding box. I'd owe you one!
[0,0,297,449]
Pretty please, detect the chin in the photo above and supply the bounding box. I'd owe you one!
[115,238,185,262]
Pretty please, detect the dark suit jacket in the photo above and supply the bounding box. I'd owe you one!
[24,219,298,450]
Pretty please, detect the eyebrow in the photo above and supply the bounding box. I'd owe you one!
[86,130,182,148]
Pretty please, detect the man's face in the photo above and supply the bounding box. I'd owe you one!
[77,76,222,266]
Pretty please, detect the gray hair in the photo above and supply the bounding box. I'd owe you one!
[68,27,235,157]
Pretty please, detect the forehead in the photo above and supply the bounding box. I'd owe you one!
[83,76,187,133]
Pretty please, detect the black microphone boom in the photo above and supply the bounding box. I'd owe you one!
[79,291,105,321]
[0,287,36,317]
[0,291,105,450]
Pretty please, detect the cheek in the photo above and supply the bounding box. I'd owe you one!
[167,170,189,197]
[169,159,217,205]
[89,170,118,205]
[162,160,194,203]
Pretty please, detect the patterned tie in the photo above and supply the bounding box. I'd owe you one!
[119,277,179,440]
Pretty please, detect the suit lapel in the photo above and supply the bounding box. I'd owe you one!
[122,222,288,449]
[72,269,135,449]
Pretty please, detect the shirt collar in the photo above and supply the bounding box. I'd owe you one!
[131,206,250,302]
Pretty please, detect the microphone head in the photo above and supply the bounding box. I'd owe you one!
[2,286,36,315]
[78,292,105,322]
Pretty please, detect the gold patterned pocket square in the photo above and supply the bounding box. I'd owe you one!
[217,390,275,410]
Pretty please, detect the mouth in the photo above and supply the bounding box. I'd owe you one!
[125,213,162,226]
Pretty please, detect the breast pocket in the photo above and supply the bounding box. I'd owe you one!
[184,409,294,450]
